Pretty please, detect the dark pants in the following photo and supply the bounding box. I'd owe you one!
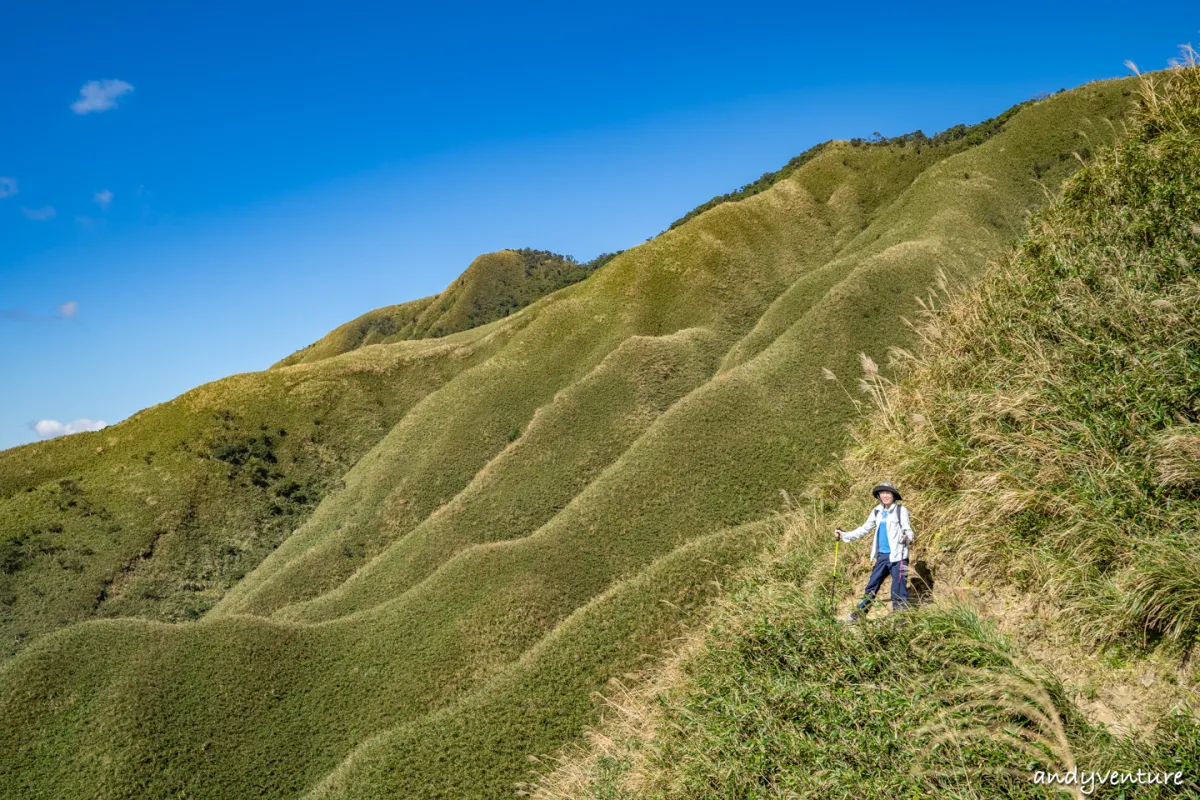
[857,553,909,613]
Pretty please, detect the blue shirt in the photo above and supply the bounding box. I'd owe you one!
[876,506,893,555]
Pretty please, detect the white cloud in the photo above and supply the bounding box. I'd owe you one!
[0,177,16,198]
[32,418,108,439]
[93,189,112,209]
[71,79,134,114]
[21,205,56,221]
[58,300,78,318]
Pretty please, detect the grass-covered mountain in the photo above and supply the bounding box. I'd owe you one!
[275,248,615,367]
[0,76,1140,798]
[0,247,612,660]
[530,64,1200,799]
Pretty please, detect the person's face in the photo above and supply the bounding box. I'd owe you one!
[879,490,894,506]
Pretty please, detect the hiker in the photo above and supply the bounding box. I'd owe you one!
[835,482,913,621]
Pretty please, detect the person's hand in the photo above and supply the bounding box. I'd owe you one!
[835,529,843,541]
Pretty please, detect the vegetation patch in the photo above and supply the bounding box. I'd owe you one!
[533,530,1199,798]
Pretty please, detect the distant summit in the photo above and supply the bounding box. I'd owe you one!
[274,248,618,367]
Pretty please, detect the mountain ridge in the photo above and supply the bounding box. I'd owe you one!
[273,247,619,368]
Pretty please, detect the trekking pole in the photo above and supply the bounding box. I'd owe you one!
[831,531,841,614]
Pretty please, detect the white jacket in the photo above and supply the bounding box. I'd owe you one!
[841,503,913,562]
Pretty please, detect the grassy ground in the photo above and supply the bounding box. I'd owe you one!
[0,77,1137,798]
[0,518,772,800]
[530,61,1200,799]
[530,523,1200,799]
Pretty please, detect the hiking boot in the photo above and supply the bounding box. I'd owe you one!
[845,610,860,623]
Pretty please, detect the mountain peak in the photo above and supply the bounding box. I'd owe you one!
[273,247,615,368]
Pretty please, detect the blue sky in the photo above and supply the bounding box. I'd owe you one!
[1,1,1197,451]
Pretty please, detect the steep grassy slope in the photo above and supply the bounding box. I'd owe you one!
[0,519,770,800]
[215,82,1130,626]
[0,78,1135,799]
[0,331,524,658]
[531,64,1200,800]
[275,248,603,367]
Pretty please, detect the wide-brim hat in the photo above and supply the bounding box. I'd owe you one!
[871,482,902,501]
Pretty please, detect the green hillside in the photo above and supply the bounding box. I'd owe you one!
[274,248,609,368]
[0,76,1137,799]
[0,246,607,659]
[530,63,1200,799]
[0,336,501,658]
